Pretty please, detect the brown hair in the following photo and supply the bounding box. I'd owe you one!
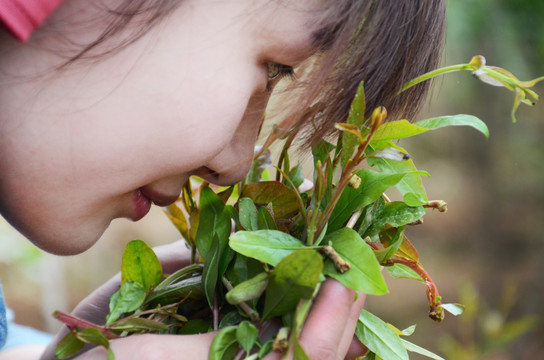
[278,0,447,145]
[61,0,446,145]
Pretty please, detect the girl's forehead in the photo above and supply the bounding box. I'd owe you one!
[246,0,331,60]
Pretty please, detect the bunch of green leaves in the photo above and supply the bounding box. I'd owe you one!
[54,56,542,360]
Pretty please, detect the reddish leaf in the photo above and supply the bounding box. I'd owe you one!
[241,182,299,219]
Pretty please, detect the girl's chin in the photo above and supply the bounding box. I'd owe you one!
[28,220,109,256]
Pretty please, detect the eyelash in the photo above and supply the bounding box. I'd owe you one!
[267,62,295,81]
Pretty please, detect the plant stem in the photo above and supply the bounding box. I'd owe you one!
[400,64,473,93]
[233,349,247,360]
[386,256,444,322]
[346,208,364,229]
[275,166,308,226]
[423,200,448,213]
[275,126,299,182]
[313,136,370,240]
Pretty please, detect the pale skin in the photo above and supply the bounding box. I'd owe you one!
[0,0,366,358]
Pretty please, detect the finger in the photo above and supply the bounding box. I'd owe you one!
[41,274,123,360]
[298,279,357,360]
[74,333,216,360]
[337,291,366,358]
[345,336,369,360]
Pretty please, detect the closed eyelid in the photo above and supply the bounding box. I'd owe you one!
[267,62,295,80]
[265,62,296,91]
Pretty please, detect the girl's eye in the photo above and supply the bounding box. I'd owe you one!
[267,62,295,81]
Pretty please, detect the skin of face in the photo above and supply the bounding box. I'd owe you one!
[0,0,323,255]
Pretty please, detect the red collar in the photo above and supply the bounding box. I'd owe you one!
[0,0,63,42]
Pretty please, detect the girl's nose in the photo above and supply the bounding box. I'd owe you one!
[196,91,271,186]
[140,174,186,206]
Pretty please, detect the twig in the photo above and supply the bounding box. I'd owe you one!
[346,208,364,229]
[320,245,350,273]
[386,256,444,322]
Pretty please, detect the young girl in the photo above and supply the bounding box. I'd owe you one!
[0,0,446,358]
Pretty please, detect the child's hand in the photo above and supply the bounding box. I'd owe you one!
[70,281,366,360]
[289,279,367,360]
[39,241,193,360]
[40,243,367,360]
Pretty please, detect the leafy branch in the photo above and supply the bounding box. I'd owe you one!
[54,56,542,360]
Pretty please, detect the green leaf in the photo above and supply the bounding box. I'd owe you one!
[144,274,205,307]
[195,186,232,307]
[219,311,246,329]
[55,332,85,359]
[110,317,169,332]
[372,120,428,141]
[364,202,425,237]
[106,281,146,325]
[293,336,311,360]
[367,142,429,206]
[374,226,405,264]
[202,234,228,308]
[178,319,212,335]
[402,192,427,207]
[75,328,110,348]
[229,230,307,266]
[371,115,489,141]
[385,263,423,282]
[236,321,259,354]
[238,197,259,231]
[342,81,366,167]
[396,235,420,263]
[312,140,335,165]
[263,250,323,320]
[400,324,417,336]
[328,169,410,232]
[401,339,445,360]
[440,303,465,316]
[195,186,232,260]
[286,164,305,189]
[209,326,239,360]
[414,114,489,138]
[293,298,313,335]
[225,272,269,305]
[355,310,409,360]
[322,228,388,295]
[257,206,277,230]
[258,339,274,358]
[225,253,264,288]
[356,198,385,238]
[121,240,163,291]
[241,181,300,219]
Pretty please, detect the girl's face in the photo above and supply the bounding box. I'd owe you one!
[0,0,325,254]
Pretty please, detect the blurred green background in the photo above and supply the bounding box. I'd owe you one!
[1,0,543,358]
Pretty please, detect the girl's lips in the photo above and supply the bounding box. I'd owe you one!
[131,189,152,221]
[131,187,179,221]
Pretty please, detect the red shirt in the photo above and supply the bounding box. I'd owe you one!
[0,0,62,42]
